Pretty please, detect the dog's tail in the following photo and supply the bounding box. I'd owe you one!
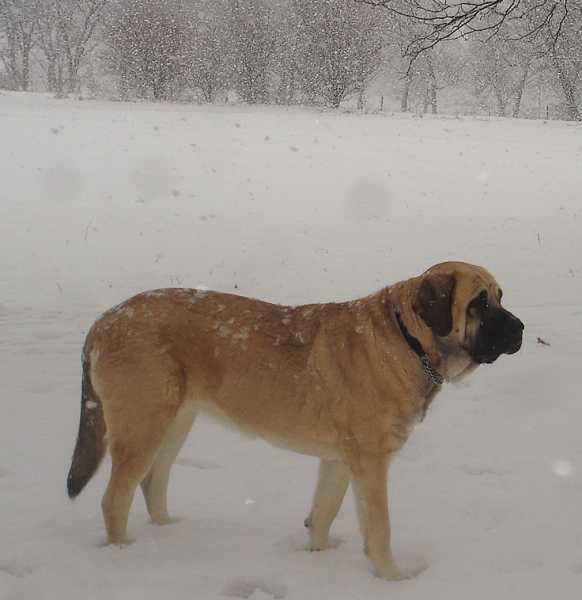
[67,348,107,499]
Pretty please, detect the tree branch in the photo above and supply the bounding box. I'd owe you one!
[356,0,571,56]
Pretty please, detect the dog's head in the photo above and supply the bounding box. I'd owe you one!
[411,262,524,366]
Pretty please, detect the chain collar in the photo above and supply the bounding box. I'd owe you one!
[394,310,444,386]
[420,356,444,386]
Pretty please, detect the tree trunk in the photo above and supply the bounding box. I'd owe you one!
[512,62,530,119]
[401,71,412,112]
[552,48,580,121]
[425,52,437,114]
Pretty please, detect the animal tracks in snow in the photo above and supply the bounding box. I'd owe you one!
[225,579,286,600]
[0,557,34,579]
[175,456,221,470]
[458,501,509,532]
[458,464,513,531]
[462,464,513,477]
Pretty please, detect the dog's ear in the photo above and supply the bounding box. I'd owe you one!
[412,273,456,337]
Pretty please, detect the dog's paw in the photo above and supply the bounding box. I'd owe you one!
[388,569,413,581]
[97,535,135,548]
[150,515,180,526]
[376,565,413,581]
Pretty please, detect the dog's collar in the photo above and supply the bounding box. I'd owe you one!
[394,309,444,386]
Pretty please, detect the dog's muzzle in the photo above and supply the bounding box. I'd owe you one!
[470,309,524,364]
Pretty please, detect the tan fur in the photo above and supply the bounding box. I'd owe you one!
[68,262,517,581]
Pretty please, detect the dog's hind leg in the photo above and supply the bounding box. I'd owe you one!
[304,459,350,551]
[97,358,187,545]
[102,426,174,545]
[141,404,198,525]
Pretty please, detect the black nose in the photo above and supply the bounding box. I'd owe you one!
[505,313,524,354]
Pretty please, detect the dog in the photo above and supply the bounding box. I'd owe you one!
[67,261,523,580]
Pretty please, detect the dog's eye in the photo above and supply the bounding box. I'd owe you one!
[469,291,488,312]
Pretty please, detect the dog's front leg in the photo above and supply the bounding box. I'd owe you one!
[349,452,411,581]
[305,459,351,550]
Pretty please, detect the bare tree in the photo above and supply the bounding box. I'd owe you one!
[226,0,273,104]
[360,0,581,118]
[35,1,64,92]
[105,0,194,101]
[294,0,385,108]
[263,0,301,105]
[390,16,445,113]
[550,43,581,120]
[0,0,107,93]
[0,0,38,90]
[57,0,108,93]
[468,36,535,117]
[188,2,229,102]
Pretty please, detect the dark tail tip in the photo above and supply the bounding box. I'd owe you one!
[67,472,87,499]
[67,356,107,499]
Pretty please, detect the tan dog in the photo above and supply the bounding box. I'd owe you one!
[67,262,523,580]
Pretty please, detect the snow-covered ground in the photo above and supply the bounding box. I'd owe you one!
[1,92,581,600]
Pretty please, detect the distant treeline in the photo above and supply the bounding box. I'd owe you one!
[1,0,580,119]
